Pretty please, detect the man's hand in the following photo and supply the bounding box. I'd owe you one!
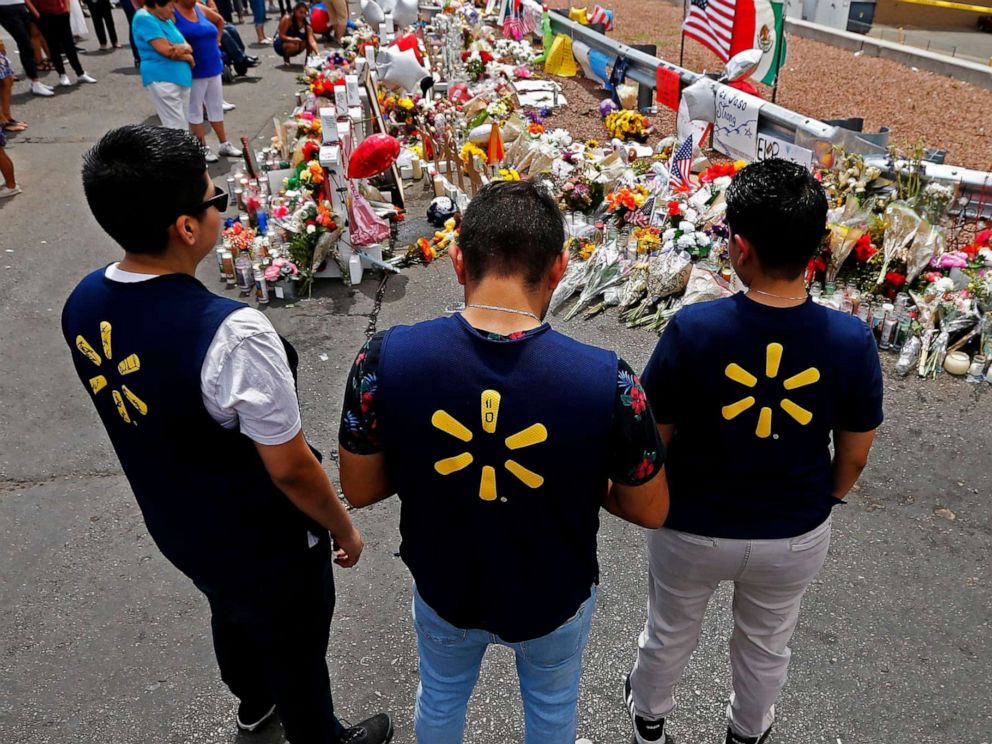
[332,525,364,568]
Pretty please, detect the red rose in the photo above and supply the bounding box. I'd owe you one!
[814,257,827,273]
[975,229,991,245]
[853,235,876,262]
[480,50,494,64]
[667,201,681,217]
[885,271,907,288]
[961,242,980,258]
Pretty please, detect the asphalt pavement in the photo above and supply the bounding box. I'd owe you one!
[1,9,991,744]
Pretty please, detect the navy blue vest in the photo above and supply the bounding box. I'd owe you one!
[61,269,324,601]
[376,314,617,642]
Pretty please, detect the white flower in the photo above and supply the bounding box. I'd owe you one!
[936,277,955,294]
[307,224,316,234]
[661,240,675,253]
[683,208,698,224]
[677,233,696,249]
[662,228,677,242]
[680,221,696,234]
[694,231,709,245]
[713,175,732,190]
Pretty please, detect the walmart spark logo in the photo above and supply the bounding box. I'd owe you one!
[75,321,148,426]
[722,343,819,439]
[432,390,547,502]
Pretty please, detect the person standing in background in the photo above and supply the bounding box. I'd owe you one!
[172,0,241,162]
[31,0,98,86]
[118,0,140,65]
[83,0,119,49]
[132,0,192,129]
[624,159,883,744]
[0,0,55,96]
[0,47,22,198]
[0,42,29,133]
[248,0,267,44]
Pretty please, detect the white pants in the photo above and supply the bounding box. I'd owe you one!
[629,518,832,738]
[146,81,191,131]
[188,74,224,125]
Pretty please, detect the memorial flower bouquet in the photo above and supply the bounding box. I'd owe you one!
[604,109,651,142]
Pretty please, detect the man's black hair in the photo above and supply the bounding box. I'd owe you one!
[724,158,828,278]
[457,180,566,287]
[82,125,207,255]
[143,0,173,8]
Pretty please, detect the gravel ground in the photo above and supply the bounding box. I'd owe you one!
[542,0,992,171]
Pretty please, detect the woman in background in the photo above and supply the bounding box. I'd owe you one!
[32,0,97,86]
[173,0,241,161]
[273,2,315,66]
[132,0,193,129]
[83,0,120,49]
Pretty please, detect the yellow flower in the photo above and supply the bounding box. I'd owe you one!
[399,98,414,110]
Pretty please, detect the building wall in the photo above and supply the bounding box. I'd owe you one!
[875,0,992,28]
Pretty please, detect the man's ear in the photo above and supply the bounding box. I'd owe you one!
[733,233,754,268]
[548,249,570,291]
[172,215,198,248]
[449,242,468,287]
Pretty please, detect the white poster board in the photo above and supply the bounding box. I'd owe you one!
[755,132,814,169]
[676,97,710,153]
[712,85,764,162]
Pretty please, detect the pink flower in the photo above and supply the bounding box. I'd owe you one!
[932,251,969,269]
[272,205,289,219]
[273,258,287,268]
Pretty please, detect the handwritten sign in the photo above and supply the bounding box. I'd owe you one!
[656,66,681,112]
[755,132,814,170]
[712,85,764,162]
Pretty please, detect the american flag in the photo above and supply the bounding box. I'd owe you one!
[683,0,736,62]
[669,135,694,190]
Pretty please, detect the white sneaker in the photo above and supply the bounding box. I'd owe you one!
[59,74,73,87]
[218,141,243,157]
[30,81,55,96]
[78,73,98,84]
[0,185,22,199]
[222,100,236,112]
[204,146,219,163]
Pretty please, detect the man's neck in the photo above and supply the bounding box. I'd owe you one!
[743,275,809,308]
[118,249,199,277]
[461,278,546,335]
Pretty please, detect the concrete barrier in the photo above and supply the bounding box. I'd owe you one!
[785,18,992,90]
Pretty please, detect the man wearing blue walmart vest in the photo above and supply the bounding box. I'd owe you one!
[624,159,883,744]
[62,125,393,744]
[337,180,670,744]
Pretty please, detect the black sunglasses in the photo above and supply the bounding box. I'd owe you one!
[194,185,229,214]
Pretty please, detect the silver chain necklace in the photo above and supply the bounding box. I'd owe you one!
[748,288,808,302]
[463,303,542,322]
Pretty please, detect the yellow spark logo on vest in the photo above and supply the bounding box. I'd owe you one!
[431,390,547,502]
[75,321,149,425]
[722,343,819,439]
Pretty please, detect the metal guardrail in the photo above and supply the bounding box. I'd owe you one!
[546,12,992,218]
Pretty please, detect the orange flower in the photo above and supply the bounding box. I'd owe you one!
[528,122,545,135]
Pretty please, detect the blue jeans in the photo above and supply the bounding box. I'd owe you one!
[412,584,597,744]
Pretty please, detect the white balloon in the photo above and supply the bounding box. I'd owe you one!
[469,124,492,145]
[375,47,428,93]
[391,0,419,28]
[361,0,385,28]
[378,0,396,12]
[572,40,595,81]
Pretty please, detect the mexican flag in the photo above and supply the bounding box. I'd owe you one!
[683,0,787,86]
[750,0,787,85]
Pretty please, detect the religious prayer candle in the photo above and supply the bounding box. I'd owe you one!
[412,157,423,180]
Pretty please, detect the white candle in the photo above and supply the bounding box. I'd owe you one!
[412,157,423,180]
[433,175,444,197]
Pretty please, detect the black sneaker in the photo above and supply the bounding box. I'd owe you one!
[624,673,672,744]
[340,713,394,744]
[236,700,276,733]
[725,725,772,744]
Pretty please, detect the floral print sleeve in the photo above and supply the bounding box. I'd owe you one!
[609,358,665,486]
[338,332,386,455]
